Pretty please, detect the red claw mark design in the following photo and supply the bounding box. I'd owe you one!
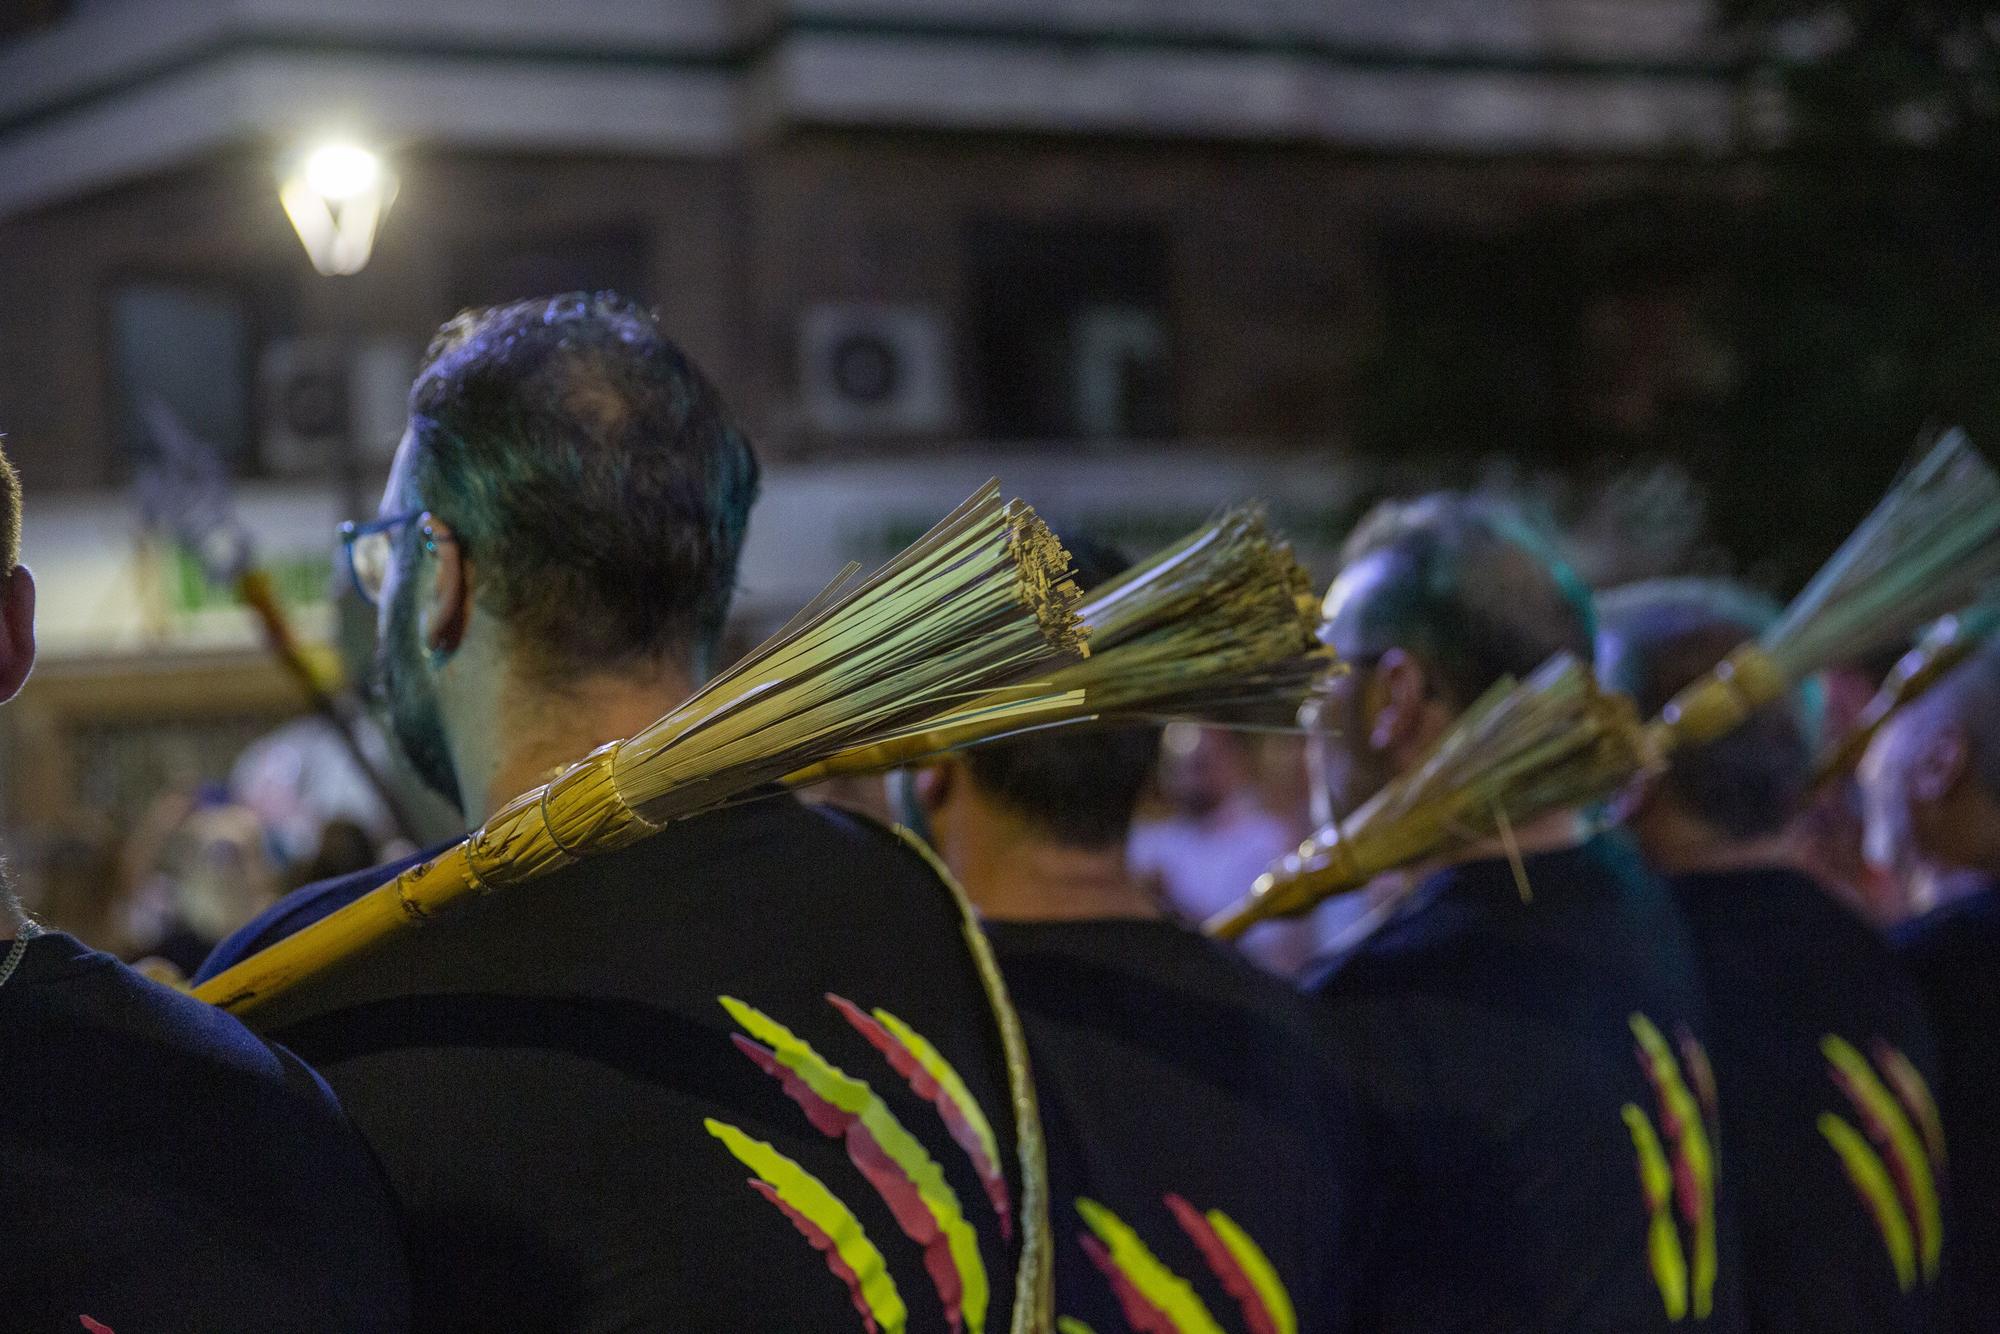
[1079,1234,1178,1334]
[828,993,1014,1240]
[1164,1195,1279,1334]
[731,1033,968,1329]
[1678,1025,1719,1123]
[748,1179,884,1334]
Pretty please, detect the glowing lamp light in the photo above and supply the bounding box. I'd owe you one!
[280,142,397,276]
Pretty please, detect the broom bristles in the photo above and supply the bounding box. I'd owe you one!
[1205,654,1647,939]
[1765,432,2000,676]
[786,504,1336,785]
[1661,431,2000,748]
[194,480,1085,1014]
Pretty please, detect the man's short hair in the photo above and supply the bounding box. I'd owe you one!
[1596,577,1820,840]
[0,439,21,570]
[408,292,759,677]
[963,538,1162,849]
[1334,493,1595,709]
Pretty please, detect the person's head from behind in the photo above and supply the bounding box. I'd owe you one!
[914,538,1163,918]
[1595,578,1819,874]
[363,293,759,815]
[1860,645,2000,895]
[1309,493,1594,822]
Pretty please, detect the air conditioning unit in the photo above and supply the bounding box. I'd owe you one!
[258,337,417,476]
[799,305,955,435]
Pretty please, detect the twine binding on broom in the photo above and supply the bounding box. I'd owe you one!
[1659,430,2000,752]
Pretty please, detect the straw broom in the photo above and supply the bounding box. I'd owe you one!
[1205,654,1649,940]
[1655,431,2000,752]
[1808,599,2000,794]
[782,504,1337,786]
[193,481,1085,1015]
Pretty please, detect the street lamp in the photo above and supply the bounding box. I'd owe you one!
[280,142,397,276]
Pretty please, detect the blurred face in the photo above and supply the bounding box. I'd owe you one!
[373,432,461,807]
[1859,718,1932,895]
[1305,561,1395,823]
[1156,725,1237,819]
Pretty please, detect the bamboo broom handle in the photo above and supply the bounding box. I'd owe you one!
[1655,643,1788,750]
[1809,612,1993,796]
[193,844,478,1014]
[1205,833,1367,941]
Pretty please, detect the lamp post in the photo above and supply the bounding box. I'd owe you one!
[268,139,433,840]
[278,138,397,532]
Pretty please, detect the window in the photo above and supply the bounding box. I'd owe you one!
[965,219,1175,441]
[107,281,255,471]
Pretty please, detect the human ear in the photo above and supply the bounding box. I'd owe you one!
[1366,648,1429,753]
[417,515,471,657]
[0,566,36,703]
[913,760,957,817]
[1913,728,1968,806]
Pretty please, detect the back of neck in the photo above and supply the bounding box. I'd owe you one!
[961,834,1160,924]
[473,662,697,820]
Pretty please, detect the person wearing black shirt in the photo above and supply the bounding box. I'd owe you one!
[1599,578,1947,1332]
[910,540,1354,1334]
[197,294,1033,1332]
[0,446,410,1333]
[1302,494,1739,1331]
[1863,647,2000,1328]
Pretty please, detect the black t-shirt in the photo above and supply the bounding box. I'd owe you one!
[0,932,410,1334]
[985,918,1355,1334]
[1306,835,1741,1333]
[1672,866,1947,1332]
[198,797,1029,1334]
[1894,883,2000,1330]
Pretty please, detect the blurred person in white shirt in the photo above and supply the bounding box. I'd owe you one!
[1129,723,1370,975]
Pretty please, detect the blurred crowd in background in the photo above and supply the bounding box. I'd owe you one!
[8,461,1931,986]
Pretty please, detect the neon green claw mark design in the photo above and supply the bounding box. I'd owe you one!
[1623,1102,1690,1321]
[1075,1198,1226,1334]
[1206,1208,1298,1334]
[1873,1041,1947,1171]
[705,1119,909,1333]
[874,1008,1005,1183]
[1823,1035,1943,1282]
[1055,1321,1099,1334]
[1631,1014,1716,1319]
[841,1000,1011,1236]
[1820,1111,1919,1292]
[722,996,991,1332]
